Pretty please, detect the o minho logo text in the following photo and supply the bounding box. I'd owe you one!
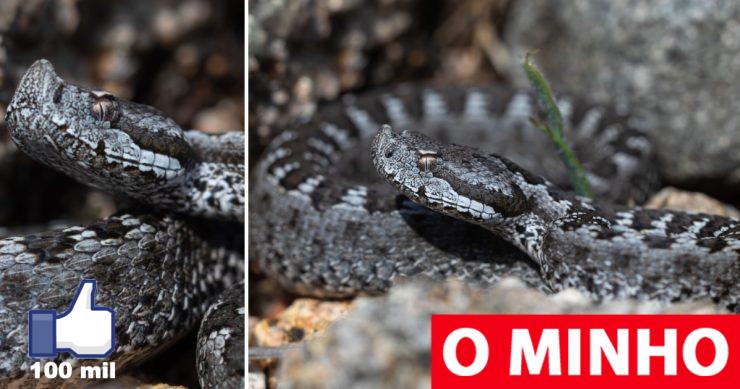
[431,315,739,388]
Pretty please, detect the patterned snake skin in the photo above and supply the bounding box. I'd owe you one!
[0,60,245,386]
[251,85,738,312]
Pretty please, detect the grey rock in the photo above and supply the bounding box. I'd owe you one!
[248,370,268,389]
[278,278,720,388]
[505,0,740,184]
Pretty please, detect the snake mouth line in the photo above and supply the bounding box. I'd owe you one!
[63,130,185,178]
[102,151,184,175]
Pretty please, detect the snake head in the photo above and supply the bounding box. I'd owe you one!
[372,125,544,224]
[6,59,195,198]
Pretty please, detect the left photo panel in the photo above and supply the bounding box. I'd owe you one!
[0,1,244,387]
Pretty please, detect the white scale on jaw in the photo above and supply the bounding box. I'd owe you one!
[63,126,184,179]
[429,187,498,220]
[391,165,498,220]
[105,147,183,179]
[136,150,183,179]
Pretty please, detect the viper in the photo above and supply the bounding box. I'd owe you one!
[250,85,738,312]
[1,60,244,387]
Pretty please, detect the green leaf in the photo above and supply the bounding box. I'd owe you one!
[523,53,593,198]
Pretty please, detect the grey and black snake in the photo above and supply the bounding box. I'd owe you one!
[250,84,739,312]
[0,60,245,387]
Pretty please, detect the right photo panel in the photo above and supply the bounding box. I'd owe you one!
[248,1,739,388]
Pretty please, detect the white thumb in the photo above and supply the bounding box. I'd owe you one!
[68,280,96,313]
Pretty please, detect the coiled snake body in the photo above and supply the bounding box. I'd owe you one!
[251,85,738,312]
[1,60,244,386]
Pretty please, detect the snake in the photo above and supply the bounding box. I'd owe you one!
[0,59,245,386]
[250,84,739,312]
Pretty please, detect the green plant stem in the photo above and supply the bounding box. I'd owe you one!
[523,54,593,198]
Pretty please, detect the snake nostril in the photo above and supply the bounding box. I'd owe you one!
[385,150,394,158]
[53,84,64,104]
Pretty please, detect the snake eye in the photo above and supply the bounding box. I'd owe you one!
[417,150,438,172]
[91,90,120,123]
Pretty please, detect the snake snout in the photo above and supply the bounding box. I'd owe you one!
[371,124,396,168]
[8,59,61,115]
[6,60,66,154]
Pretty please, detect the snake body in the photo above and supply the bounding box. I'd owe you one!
[251,85,738,311]
[1,60,244,386]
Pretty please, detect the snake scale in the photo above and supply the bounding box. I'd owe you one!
[251,84,739,312]
[1,60,244,387]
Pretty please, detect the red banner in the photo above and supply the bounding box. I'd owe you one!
[431,314,738,388]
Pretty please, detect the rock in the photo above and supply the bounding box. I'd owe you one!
[253,298,353,347]
[193,99,244,133]
[89,375,187,388]
[505,0,740,185]
[248,370,267,389]
[278,278,720,388]
[645,187,740,217]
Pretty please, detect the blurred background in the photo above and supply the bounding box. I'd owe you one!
[0,0,243,386]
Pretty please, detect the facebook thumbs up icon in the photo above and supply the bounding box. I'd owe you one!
[28,279,116,358]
